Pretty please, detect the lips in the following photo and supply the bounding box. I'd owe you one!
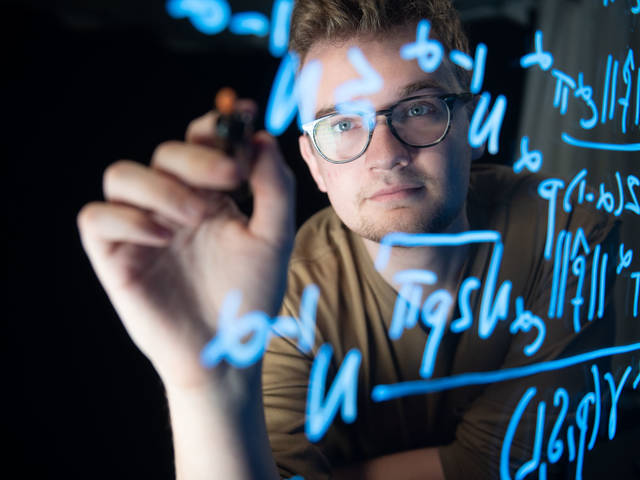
[368,184,424,202]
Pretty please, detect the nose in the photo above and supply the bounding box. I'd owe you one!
[364,115,411,171]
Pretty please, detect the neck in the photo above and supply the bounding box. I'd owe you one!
[362,206,471,293]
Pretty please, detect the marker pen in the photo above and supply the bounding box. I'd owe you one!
[214,87,255,212]
[214,87,255,157]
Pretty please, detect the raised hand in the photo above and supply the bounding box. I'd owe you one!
[77,108,296,390]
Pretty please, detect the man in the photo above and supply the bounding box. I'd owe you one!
[78,0,617,478]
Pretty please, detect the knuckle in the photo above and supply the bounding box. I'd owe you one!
[213,158,240,181]
[129,210,150,229]
[152,140,181,165]
[156,176,184,203]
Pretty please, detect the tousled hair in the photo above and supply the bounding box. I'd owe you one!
[289,0,471,89]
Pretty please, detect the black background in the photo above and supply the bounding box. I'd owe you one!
[5,1,531,478]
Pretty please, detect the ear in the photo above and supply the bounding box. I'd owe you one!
[298,134,328,192]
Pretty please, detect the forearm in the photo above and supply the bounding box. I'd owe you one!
[165,362,279,480]
[334,446,445,480]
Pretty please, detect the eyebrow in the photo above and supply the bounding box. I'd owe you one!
[312,79,447,120]
[397,79,446,98]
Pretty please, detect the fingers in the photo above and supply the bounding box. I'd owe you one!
[81,100,274,258]
[78,201,173,250]
[104,160,207,227]
[151,140,248,189]
[89,128,251,249]
[248,132,296,247]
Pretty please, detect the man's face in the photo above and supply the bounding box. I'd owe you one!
[299,30,481,242]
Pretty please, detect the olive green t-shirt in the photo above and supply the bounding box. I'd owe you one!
[262,163,617,479]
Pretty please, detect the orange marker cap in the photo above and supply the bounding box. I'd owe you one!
[215,87,237,116]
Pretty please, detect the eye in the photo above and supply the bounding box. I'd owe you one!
[329,115,363,133]
[332,119,353,132]
[406,102,436,117]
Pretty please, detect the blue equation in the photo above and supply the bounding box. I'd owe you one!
[538,171,640,246]
[522,30,639,151]
[293,231,532,441]
[166,0,293,57]
[376,231,547,369]
[501,362,640,480]
[545,228,612,331]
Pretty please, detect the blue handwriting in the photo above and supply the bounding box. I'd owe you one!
[378,232,551,379]
[520,30,553,71]
[305,343,361,442]
[447,43,488,94]
[560,133,640,152]
[229,12,269,37]
[500,362,638,480]
[521,31,639,149]
[538,171,640,250]
[513,136,543,173]
[334,47,384,119]
[468,92,508,155]
[265,52,323,135]
[200,284,319,368]
[400,19,444,73]
[617,243,633,274]
[167,0,230,35]
[544,229,616,331]
[371,342,640,399]
[165,0,293,57]
[631,271,640,317]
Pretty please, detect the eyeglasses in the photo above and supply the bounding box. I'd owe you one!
[302,92,474,164]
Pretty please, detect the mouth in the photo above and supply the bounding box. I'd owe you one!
[367,185,425,202]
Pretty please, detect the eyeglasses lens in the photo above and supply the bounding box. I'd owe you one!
[314,114,369,163]
[313,96,450,163]
[392,97,449,146]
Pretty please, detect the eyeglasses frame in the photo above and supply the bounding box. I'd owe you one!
[301,92,474,164]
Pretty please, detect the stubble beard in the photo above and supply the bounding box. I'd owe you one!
[352,175,468,242]
[354,200,465,243]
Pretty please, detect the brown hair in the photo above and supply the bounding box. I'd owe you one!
[289,0,471,89]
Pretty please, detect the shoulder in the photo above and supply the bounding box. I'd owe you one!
[289,207,347,266]
[282,207,356,315]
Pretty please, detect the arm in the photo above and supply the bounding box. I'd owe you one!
[78,108,294,479]
[166,363,277,480]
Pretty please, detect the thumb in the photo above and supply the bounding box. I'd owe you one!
[247,131,296,248]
